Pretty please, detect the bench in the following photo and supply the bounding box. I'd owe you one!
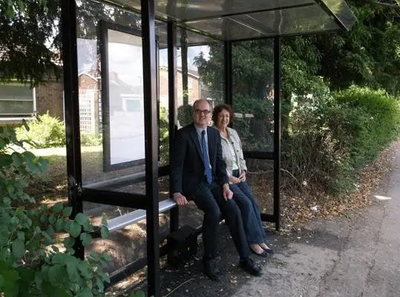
[106,198,177,232]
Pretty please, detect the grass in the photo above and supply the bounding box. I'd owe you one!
[29,146,103,201]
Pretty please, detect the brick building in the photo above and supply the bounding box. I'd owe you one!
[0,79,64,126]
[0,67,204,129]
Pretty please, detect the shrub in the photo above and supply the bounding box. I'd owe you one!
[333,86,400,169]
[233,97,274,151]
[283,98,356,193]
[16,112,66,148]
[283,86,400,194]
[81,133,102,147]
[0,126,111,296]
[159,106,169,166]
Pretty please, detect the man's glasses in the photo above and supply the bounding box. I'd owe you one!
[194,109,211,115]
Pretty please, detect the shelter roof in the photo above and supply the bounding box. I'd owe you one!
[101,0,356,44]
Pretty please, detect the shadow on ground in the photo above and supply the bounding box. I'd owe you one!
[113,224,286,297]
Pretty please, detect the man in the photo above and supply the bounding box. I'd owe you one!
[170,99,262,281]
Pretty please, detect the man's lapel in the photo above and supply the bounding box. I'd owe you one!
[207,126,215,164]
[189,124,203,162]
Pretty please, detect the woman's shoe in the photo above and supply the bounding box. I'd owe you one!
[251,249,269,257]
[250,244,269,257]
[263,248,274,254]
[259,243,274,254]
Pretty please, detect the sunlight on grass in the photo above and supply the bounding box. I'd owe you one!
[31,146,102,157]
[28,146,103,201]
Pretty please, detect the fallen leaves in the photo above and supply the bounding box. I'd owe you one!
[251,140,399,231]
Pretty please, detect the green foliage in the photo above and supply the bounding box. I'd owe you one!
[233,97,274,151]
[129,291,145,297]
[315,0,400,95]
[16,113,66,149]
[0,0,61,87]
[159,106,169,166]
[0,126,111,296]
[80,133,102,147]
[195,40,274,100]
[283,86,400,194]
[177,104,193,128]
[333,86,400,169]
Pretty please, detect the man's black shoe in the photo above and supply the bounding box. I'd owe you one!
[203,258,222,281]
[239,257,262,276]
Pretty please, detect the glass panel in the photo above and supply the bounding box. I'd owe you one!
[94,0,355,42]
[115,0,314,21]
[185,17,267,40]
[83,177,172,277]
[245,159,274,215]
[157,22,217,48]
[185,4,341,40]
[233,4,340,35]
[176,28,224,128]
[104,27,145,169]
[159,45,169,167]
[322,0,357,30]
[77,0,146,192]
[231,39,275,152]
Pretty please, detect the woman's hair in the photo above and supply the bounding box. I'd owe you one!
[212,103,234,125]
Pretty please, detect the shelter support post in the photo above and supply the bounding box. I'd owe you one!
[61,0,84,259]
[273,36,281,231]
[167,21,179,233]
[224,41,233,106]
[141,0,161,296]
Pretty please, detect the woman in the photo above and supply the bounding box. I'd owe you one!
[213,103,273,257]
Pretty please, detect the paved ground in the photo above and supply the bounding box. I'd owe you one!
[123,141,400,297]
[149,141,400,297]
[232,141,400,297]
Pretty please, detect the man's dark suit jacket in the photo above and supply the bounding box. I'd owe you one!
[170,123,229,197]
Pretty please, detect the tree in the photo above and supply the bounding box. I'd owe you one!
[315,0,400,95]
[0,0,61,87]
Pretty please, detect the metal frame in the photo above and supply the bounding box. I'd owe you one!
[61,0,84,259]
[141,0,160,295]
[272,36,281,231]
[60,0,354,295]
[224,41,233,106]
[224,37,280,230]
[167,20,179,234]
[99,20,146,172]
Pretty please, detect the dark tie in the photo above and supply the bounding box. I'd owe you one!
[201,130,212,184]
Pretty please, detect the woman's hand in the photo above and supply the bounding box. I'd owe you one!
[239,171,246,182]
[229,175,241,184]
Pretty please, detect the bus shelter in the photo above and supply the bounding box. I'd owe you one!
[60,1,356,296]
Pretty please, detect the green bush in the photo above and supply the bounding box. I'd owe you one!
[159,106,169,166]
[16,112,66,148]
[0,126,111,296]
[333,86,400,169]
[283,97,355,193]
[283,86,400,194]
[81,133,102,147]
[233,97,274,151]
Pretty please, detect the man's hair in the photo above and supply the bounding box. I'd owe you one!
[212,103,234,125]
[192,99,211,112]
